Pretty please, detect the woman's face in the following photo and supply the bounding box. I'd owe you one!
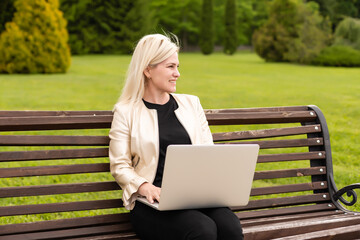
[145,52,180,96]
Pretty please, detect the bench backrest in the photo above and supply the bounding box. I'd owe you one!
[0,106,338,232]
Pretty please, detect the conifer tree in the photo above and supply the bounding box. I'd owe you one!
[200,0,214,55]
[223,0,237,55]
[0,0,71,73]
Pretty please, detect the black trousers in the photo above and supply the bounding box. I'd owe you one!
[130,201,244,240]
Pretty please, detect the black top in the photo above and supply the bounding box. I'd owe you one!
[143,95,192,187]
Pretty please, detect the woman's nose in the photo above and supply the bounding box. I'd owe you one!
[174,68,180,77]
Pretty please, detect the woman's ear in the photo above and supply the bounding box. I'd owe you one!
[143,67,151,79]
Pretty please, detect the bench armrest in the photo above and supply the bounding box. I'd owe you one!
[333,184,360,206]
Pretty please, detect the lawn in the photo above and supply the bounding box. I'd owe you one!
[1,52,360,222]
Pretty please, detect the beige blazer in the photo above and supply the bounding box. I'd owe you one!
[109,94,213,210]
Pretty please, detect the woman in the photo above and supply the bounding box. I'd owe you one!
[109,33,244,240]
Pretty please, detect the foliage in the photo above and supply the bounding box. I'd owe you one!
[312,45,360,67]
[334,17,360,50]
[59,0,152,54]
[150,0,201,51]
[332,0,359,25]
[0,0,16,33]
[250,0,271,31]
[252,0,331,64]
[284,1,332,64]
[56,0,272,54]
[236,0,254,45]
[252,0,300,62]
[200,0,214,54]
[307,0,336,17]
[0,0,71,73]
[223,0,237,55]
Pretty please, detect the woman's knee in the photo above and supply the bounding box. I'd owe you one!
[185,217,217,240]
[202,207,244,240]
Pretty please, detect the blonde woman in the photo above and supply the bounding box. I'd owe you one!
[109,33,244,240]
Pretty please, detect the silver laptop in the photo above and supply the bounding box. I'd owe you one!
[137,144,259,211]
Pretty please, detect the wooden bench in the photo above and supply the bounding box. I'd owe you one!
[0,105,359,239]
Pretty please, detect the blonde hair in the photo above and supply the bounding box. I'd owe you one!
[117,33,180,104]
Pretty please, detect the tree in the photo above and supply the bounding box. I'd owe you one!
[236,0,255,45]
[200,0,214,54]
[334,17,360,50]
[252,0,331,64]
[284,1,332,63]
[60,0,153,54]
[306,0,336,17]
[332,0,358,25]
[223,0,237,55]
[0,0,16,33]
[150,0,201,51]
[252,0,299,62]
[213,0,270,47]
[0,0,71,73]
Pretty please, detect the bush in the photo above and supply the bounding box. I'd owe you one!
[312,45,360,67]
[0,0,71,73]
[252,0,331,64]
[334,17,360,50]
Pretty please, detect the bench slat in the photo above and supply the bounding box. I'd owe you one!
[258,151,325,163]
[244,213,360,240]
[206,111,317,125]
[254,167,326,180]
[0,106,309,117]
[0,213,130,236]
[276,223,360,240]
[0,148,108,162]
[0,110,317,131]
[0,163,109,178]
[0,135,110,146]
[0,107,309,117]
[1,165,325,179]
[241,210,342,227]
[212,125,321,141]
[250,181,327,196]
[0,149,324,163]
[0,181,120,198]
[0,136,324,148]
[237,203,337,220]
[220,138,324,149]
[0,223,135,240]
[234,193,330,211]
[0,115,113,131]
[66,233,138,240]
[204,106,310,114]
[0,194,329,217]
[0,199,123,217]
[0,181,327,199]
[0,111,112,117]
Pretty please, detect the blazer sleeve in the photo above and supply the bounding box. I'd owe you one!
[195,96,214,145]
[109,105,147,210]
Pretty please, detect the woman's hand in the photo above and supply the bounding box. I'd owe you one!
[138,182,161,204]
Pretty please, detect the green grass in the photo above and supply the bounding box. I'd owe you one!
[1,52,360,222]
